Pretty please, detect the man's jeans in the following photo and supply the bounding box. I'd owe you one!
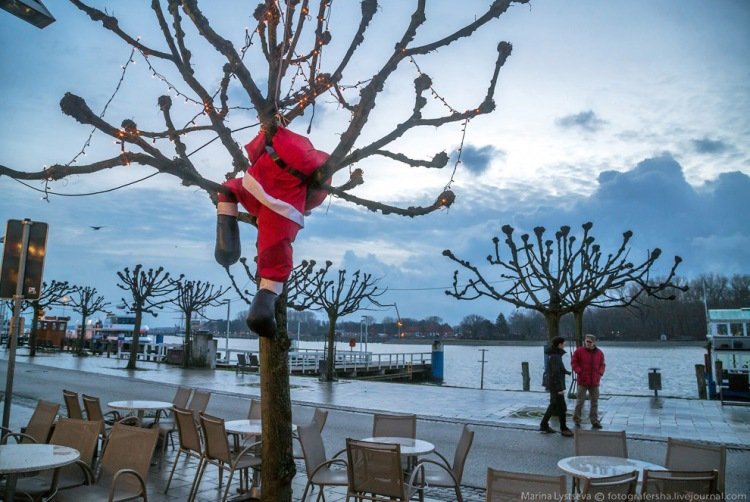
[573,384,600,424]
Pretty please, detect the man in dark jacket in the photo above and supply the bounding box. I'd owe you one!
[540,336,573,437]
[572,334,606,428]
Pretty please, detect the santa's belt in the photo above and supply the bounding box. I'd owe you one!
[264,145,309,183]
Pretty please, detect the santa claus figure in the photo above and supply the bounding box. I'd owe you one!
[215,126,329,337]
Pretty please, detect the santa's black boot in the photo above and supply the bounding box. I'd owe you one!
[247,289,278,338]
[214,214,241,267]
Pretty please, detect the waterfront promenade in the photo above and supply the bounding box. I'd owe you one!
[2,349,749,500]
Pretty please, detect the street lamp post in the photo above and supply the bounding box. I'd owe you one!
[224,299,230,363]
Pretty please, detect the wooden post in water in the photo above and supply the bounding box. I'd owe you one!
[521,361,530,391]
[695,364,707,400]
[478,349,488,390]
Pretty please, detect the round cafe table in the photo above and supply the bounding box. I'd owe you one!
[557,455,665,479]
[558,455,666,492]
[107,399,173,422]
[0,444,80,501]
[359,436,435,457]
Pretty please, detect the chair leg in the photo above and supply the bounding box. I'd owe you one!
[164,449,183,493]
[222,468,237,502]
[189,458,207,502]
[455,485,464,502]
[301,481,312,501]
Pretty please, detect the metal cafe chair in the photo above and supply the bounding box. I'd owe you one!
[417,424,474,502]
[641,469,718,498]
[62,389,84,420]
[298,421,348,501]
[665,437,726,495]
[372,413,416,438]
[580,471,638,499]
[345,438,422,501]
[0,399,59,445]
[486,468,567,501]
[164,407,204,497]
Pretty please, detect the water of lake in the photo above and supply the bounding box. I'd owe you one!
[163,336,705,398]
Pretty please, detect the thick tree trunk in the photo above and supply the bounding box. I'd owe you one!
[76,314,87,356]
[573,310,585,348]
[260,294,295,501]
[544,312,561,342]
[126,310,142,370]
[183,313,192,368]
[324,314,337,382]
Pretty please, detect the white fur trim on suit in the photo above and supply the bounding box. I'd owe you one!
[217,202,239,217]
[242,172,305,227]
[260,278,284,294]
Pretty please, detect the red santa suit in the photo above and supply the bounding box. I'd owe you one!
[217,126,329,287]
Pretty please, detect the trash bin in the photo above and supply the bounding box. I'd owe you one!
[648,368,662,397]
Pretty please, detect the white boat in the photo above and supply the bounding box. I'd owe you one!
[706,308,750,402]
[92,313,153,345]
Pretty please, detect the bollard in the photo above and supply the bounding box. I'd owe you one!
[478,349,488,390]
[648,368,662,397]
[521,361,530,391]
[695,364,707,400]
[431,340,444,382]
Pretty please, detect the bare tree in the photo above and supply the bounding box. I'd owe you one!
[290,260,384,381]
[116,265,179,370]
[25,280,75,356]
[170,278,228,367]
[444,222,685,344]
[0,2,527,498]
[68,285,110,355]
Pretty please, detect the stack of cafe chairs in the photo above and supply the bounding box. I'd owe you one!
[371,413,417,438]
[164,407,204,497]
[665,436,726,496]
[62,389,84,420]
[0,399,59,444]
[12,418,101,501]
[52,422,159,502]
[193,412,262,502]
[486,468,567,501]
[345,438,423,502]
[414,424,475,502]
[297,421,347,501]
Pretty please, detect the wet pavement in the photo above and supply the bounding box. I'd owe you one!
[2,348,749,500]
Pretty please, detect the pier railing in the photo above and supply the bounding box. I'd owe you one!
[111,343,432,378]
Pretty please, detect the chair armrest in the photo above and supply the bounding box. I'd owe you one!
[423,449,452,470]
[110,468,147,498]
[409,459,460,488]
[235,440,263,460]
[67,459,96,485]
[331,447,347,459]
[308,458,348,480]
[0,430,37,444]
[117,415,142,427]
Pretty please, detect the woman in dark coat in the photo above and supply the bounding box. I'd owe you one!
[540,336,573,437]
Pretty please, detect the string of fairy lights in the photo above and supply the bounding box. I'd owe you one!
[29,1,476,206]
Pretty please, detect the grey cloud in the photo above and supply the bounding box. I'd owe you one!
[691,137,731,154]
[556,110,606,132]
[450,144,505,175]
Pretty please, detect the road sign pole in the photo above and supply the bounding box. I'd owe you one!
[2,220,31,430]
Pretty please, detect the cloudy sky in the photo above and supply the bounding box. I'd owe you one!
[1,1,748,329]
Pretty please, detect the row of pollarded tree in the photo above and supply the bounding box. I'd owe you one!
[8,266,228,369]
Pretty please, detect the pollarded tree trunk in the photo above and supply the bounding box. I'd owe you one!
[573,309,585,348]
[183,312,193,368]
[127,310,144,370]
[76,313,88,355]
[260,294,295,500]
[544,312,562,343]
[325,314,338,382]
